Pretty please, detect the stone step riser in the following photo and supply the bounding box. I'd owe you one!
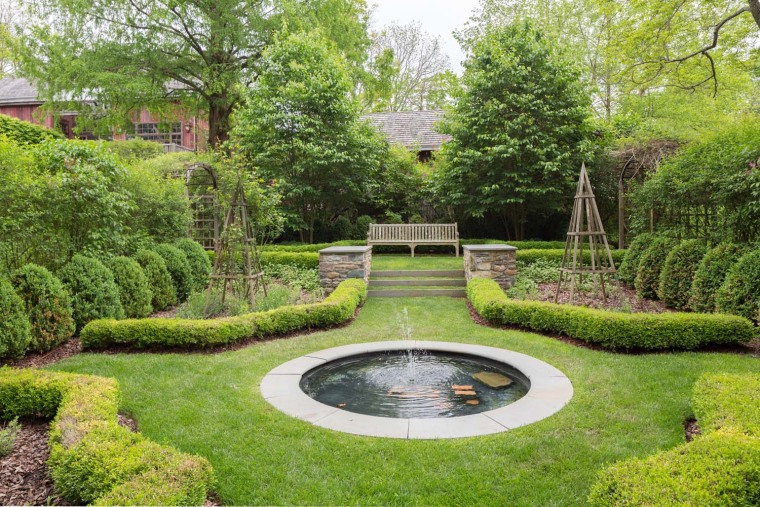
[371,270,465,278]
[369,279,467,287]
[367,289,467,298]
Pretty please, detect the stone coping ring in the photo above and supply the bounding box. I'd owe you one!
[260,341,573,439]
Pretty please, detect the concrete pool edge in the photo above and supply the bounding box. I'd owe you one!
[260,341,573,439]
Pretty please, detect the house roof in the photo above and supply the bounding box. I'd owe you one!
[0,77,42,105]
[362,110,450,151]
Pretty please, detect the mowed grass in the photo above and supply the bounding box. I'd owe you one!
[49,297,758,506]
[372,254,464,271]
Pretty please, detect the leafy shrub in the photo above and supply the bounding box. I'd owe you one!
[634,237,677,299]
[354,215,373,240]
[80,279,367,349]
[262,251,319,269]
[264,264,321,294]
[10,264,75,352]
[175,239,212,293]
[0,278,32,358]
[331,216,353,241]
[133,250,176,311]
[715,249,760,321]
[657,239,708,309]
[253,284,298,312]
[262,241,366,253]
[0,113,63,145]
[467,278,755,351]
[0,368,212,505]
[58,255,124,332]
[516,249,626,266]
[617,233,653,285]
[103,139,163,162]
[107,257,152,319]
[151,244,193,303]
[0,417,20,456]
[177,289,250,320]
[689,243,744,313]
[693,373,760,437]
[461,239,568,250]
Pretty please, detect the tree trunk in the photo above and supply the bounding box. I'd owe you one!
[750,0,760,28]
[208,95,231,149]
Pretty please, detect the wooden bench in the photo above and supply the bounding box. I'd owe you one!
[367,224,459,257]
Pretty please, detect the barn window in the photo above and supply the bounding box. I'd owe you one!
[133,122,182,144]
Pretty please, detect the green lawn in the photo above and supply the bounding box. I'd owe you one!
[371,254,463,271]
[49,298,757,506]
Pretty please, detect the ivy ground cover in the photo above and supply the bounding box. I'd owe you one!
[48,297,758,505]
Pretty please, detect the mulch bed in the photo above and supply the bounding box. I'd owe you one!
[3,339,81,370]
[684,418,702,443]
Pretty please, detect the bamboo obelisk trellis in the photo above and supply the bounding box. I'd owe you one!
[555,163,617,304]
[205,181,266,311]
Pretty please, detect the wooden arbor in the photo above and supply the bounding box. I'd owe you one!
[555,163,617,303]
[205,181,266,309]
[185,163,219,250]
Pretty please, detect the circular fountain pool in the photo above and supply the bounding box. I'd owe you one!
[261,341,572,439]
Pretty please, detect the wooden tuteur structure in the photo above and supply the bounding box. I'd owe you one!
[555,163,617,304]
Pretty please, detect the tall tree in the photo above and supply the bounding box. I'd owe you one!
[0,0,18,78]
[18,0,371,148]
[436,22,593,240]
[366,22,453,111]
[232,31,385,243]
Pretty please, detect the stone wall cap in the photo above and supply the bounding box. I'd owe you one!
[319,246,373,254]
[463,244,517,251]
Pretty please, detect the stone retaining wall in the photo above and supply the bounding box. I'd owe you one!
[463,245,517,290]
[319,246,372,294]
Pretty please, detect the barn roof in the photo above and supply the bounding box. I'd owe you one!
[362,110,450,151]
[0,77,42,105]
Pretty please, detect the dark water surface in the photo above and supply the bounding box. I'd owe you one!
[300,351,530,418]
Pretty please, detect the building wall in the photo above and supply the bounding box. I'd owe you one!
[0,104,55,128]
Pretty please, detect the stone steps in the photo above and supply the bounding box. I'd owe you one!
[368,270,466,298]
[367,289,467,298]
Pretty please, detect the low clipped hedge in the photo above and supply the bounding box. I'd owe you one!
[0,368,213,505]
[134,250,177,311]
[716,249,760,322]
[58,255,124,332]
[516,249,626,266]
[467,278,755,351]
[10,264,75,353]
[262,251,320,269]
[175,239,212,293]
[107,257,153,319]
[152,244,193,303]
[657,239,707,310]
[0,278,32,359]
[689,243,744,313]
[634,237,678,299]
[589,373,760,506]
[80,279,367,349]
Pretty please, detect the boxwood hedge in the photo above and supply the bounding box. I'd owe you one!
[107,257,153,319]
[0,368,213,505]
[589,373,760,506]
[617,233,654,285]
[152,244,193,303]
[57,255,124,332]
[689,243,744,313]
[134,249,177,311]
[715,249,760,322]
[657,239,707,309]
[634,237,678,299]
[0,278,32,359]
[175,239,212,293]
[80,279,367,349]
[467,278,755,351]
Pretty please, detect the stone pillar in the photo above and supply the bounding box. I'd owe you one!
[318,246,372,294]
[463,245,518,290]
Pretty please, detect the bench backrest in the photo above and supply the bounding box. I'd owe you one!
[368,223,458,242]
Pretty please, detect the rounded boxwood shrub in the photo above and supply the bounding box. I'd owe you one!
[689,243,744,313]
[715,249,760,322]
[10,264,75,352]
[617,233,653,285]
[634,237,678,300]
[174,239,211,293]
[0,278,31,358]
[152,244,193,303]
[107,256,153,319]
[58,255,124,332]
[134,250,177,311]
[657,239,708,309]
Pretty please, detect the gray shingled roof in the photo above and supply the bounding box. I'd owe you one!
[362,110,450,151]
[0,77,42,105]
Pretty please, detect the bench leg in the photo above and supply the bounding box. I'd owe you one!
[454,244,459,257]
[411,244,416,258]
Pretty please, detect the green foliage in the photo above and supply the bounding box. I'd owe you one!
[102,139,163,163]
[366,144,427,222]
[151,244,193,303]
[0,368,212,505]
[0,417,20,456]
[517,249,626,266]
[634,237,677,299]
[133,250,176,312]
[657,239,708,309]
[689,243,744,313]
[58,255,124,332]
[354,216,374,240]
[0,278,32,359]
[106,257,152,319]
[80,279,367,349]
[467,278,755,351]
[331,216,353,242]
[262,251,320,270]
[10,264,75,353]
[716,249,760,322]
[263,264,321,295]
[617,233,653,285]
[436,22,593,240]
[262,241,367,253]
[233,31,386,243]
[462,239,568,250]
[176,290,250,320]
[590,372,760,507]
[0,114,63,145]
[174,239,212,293]
[252,284,297,312]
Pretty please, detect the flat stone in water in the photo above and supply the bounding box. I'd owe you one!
[474,371,513,389]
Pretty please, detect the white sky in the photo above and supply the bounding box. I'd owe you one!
[369,0,481,74]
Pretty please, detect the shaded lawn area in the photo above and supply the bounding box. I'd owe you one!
[371,254,464,271]
[49,297,757,506]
